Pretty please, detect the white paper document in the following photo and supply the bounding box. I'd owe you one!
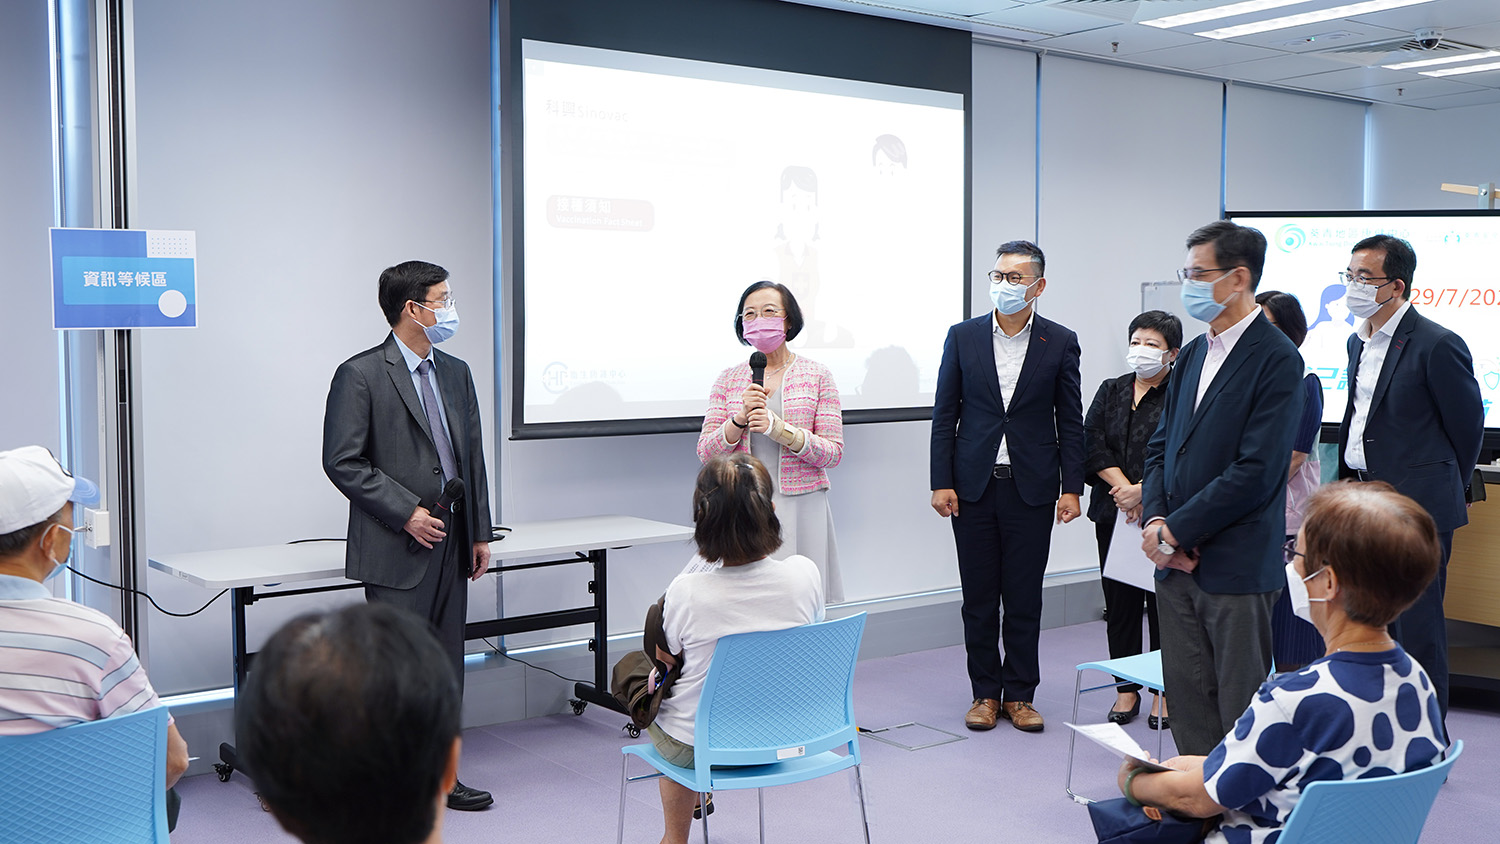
[1104,515,1159,593]
[1065,722,1171,772]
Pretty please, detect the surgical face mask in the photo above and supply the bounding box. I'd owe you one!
[40,524,75,581]
[1285,562,1328,625]
[990,279,1039,316]
[742,317,787,354]
[1343,280,1391,320]
[1180,272,1233,323]
[1127,346,1168,379]
[413,302,460,344]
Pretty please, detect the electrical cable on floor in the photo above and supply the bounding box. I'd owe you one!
[480,638,589,685]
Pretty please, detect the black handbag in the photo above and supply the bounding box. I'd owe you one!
[1087,797,1216,844]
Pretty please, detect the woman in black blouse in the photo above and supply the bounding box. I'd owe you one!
[1084,310,1181,727]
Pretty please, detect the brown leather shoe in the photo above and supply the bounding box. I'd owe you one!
[965,698,1000,730]
[1002,700,1045,732]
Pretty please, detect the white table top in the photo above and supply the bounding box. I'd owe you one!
[148,515,694,590]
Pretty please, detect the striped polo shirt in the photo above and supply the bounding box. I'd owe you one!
[0,573,166,735]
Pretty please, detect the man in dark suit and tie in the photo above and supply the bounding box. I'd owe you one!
[931,240,1085,733]
[1139,221,1304,757]
[323,260,494,811]
[1336,234,1483,724]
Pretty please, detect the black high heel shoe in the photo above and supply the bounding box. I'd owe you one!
[1107,693,1141,725]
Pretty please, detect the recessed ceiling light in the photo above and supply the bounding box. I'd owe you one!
[1420,59,1500,78]
[1195,0,1438,40]
[1384,50,1500,71]
[1141,0,1316,30]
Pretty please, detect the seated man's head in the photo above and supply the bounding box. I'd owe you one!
[692,453,781,566]
[1297,480,1441,629]
[238,603,460,844]
[0,446,99,581]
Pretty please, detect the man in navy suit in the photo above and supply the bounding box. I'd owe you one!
[931,240,1085,733]
[1140,221,1304,757]
[1336,234,1483,724]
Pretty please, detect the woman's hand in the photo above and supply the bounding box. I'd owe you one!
[1111,482,1143,512]
[738,383,767,427]
[748,406,772,434]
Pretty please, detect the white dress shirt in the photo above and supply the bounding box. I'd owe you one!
[992,310,1033,465]
[1344,300,1412,471]
[1194,306,1260,412]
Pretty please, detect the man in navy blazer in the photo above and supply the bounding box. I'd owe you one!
[1140,221,1304,757]
[1336,234,1483,723]
[931,240,1085,733]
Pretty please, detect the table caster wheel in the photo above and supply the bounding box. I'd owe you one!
[570,699,587,715]
[214,762,233,783]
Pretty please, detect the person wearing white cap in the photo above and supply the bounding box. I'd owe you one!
[0,446,190,811]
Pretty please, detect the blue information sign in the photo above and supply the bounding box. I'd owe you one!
[50,228,197,329]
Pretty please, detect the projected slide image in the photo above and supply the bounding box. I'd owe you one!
[519,41,965,427]
[1239,214,1500,427]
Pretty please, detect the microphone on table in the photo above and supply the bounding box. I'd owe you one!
[409,477,465,552]
[749,351,767,387]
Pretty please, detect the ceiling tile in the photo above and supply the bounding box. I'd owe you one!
[1210,20,1411,53]
[1282,65,1419,91]
[1032,22,1204,57]
[872,1,1020,15]
[971,4,1119,37]
[1344,0,1500,35]
[1396,86,1500,108]
[1205,52,1354,82]
[1418,64,1500,88]
[1341,76,1487,103]
[1130,39,1285,70]
[1444,21,1500,46]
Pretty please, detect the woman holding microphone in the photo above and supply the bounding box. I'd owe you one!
[698,281,845,602]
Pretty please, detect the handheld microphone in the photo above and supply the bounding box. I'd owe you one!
[749,351,767,387]
[409,477,465,552]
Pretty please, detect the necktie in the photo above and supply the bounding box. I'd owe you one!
[416,359,458,482]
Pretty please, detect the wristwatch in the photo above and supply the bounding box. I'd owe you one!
[1156,526,1176,557]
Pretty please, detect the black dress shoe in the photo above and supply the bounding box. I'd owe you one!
[448,781,493,811]
[1148,714,1171,731]
[1107,694,1141,725]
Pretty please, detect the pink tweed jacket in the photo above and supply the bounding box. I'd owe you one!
[696,356,843,495]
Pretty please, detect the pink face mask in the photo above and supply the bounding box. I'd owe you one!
[742,317,786,354]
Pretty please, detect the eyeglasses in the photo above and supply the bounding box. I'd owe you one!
[417,297,456,309]
[741,306,786,320]
[988,271,1038,286]
[1281,539,1304,565]
[1337,271,1395,288]
[1176,267,1236,283]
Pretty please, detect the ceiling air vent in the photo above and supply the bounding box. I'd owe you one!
[1311,36,1487,67]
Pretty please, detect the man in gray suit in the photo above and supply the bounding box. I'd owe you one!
[322,260,493,811]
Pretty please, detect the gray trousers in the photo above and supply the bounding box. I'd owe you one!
[365,511,469,694]
[1156,570,1278,757]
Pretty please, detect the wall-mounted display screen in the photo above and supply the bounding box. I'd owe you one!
[1229,211,1500,427]
[516,40,966,434]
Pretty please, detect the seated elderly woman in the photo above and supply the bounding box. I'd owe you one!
[1116,481,1448,843]
[650,453,825,844]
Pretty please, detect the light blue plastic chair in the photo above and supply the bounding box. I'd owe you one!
[617,612,870,844]
[1066,650,1167,803]
[1277,740,1461,844]
[0,706,170,843]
